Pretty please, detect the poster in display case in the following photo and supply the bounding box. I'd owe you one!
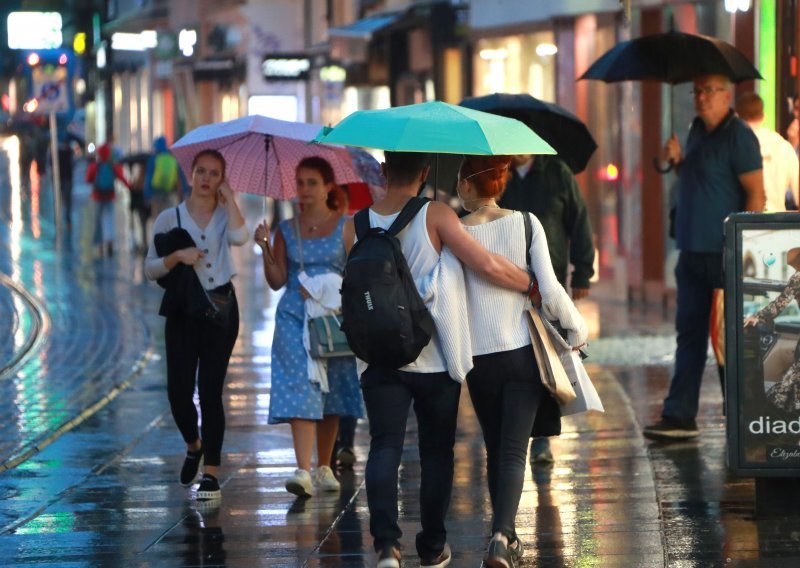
[725,213,800,476]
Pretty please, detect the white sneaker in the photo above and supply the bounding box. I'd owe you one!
[285,468,314,497]
[314,465,341,492]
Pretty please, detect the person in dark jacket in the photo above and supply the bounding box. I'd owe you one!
[498,153,594,465]
[499,154,595,297]
[54,117,84,230]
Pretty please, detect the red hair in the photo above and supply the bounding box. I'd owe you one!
[459,156,512,199]
[297,156,345,211]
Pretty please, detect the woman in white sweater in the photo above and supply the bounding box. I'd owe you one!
[457,155,588,568]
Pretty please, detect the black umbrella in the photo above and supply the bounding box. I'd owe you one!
[459,93,598,174]
[579,30,762,172]
[579,30,762,85]
[118,152,152,166]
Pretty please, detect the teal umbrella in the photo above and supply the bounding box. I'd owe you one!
[313,101,555,156]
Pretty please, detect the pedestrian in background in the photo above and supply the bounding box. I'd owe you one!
[145,136,183,219]
[643,74,765,442]
[86,143,129,257]
[255,156,362,499]
[342,151,534,568]
[126,159,151,254]
[498,153,594,464]
[144,149,248,501]
[735,91,799,212]
[457,155,587,567]
[54,116,84,231]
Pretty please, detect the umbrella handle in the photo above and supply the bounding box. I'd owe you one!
[652,156,674,174]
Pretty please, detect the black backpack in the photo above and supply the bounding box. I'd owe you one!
[341,197,435,369]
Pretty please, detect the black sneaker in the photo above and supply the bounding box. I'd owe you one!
[180,447,204,486]
[508,536,524,563]
[485,539,514,568]
[420,543,451,567]
[196,474,221,501]
[336,446,356,469]
[643,417,699,441]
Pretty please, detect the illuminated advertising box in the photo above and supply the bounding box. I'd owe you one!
[725,212,800,476]
[7,12,62,50]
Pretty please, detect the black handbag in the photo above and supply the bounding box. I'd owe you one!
[295,218,354,358]
[202,286,235,328]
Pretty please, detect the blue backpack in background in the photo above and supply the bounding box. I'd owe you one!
[95,161,115,193]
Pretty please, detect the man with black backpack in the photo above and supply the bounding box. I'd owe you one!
[341,151,535,568]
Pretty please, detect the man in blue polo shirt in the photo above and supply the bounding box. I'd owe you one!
[644,74,765,441]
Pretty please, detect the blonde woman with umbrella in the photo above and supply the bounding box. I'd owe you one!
[144,149,249,501]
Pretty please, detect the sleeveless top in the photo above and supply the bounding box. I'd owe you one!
[366,203,447,373]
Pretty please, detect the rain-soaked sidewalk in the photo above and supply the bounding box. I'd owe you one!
[1,135,799,567]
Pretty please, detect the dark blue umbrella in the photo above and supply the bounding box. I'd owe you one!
[459,93,598,174]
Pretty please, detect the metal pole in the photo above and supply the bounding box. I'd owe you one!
[262,134,276,264]
[49,110,62,242]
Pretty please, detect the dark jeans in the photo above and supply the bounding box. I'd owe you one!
[466,345,545,540]
[59,177,73,227]
[338,414,357,448]
[164,286,239,466]
[360,367,461,557]
[663,251,724,421]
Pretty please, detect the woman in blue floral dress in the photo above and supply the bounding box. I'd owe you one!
[255,156,362,498]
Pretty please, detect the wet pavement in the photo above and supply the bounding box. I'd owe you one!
[1,133,800,567]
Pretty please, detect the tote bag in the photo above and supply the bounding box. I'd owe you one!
[559,350,604,416]
[526,308,577,405]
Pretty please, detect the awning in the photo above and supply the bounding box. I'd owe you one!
[328,12,401,40]
[328,12,402,65]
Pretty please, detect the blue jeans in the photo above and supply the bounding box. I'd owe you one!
[663,251,724,421]
[466,345,545,540]
[360,367,461,557]
[93,200,115,244]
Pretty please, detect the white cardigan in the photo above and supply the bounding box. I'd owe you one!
[419,246,473,382]
[463,212,588,355]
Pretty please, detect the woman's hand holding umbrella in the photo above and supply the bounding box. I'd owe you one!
[254,220,275,265]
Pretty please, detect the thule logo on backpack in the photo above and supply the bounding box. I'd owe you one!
[364,291,374,311]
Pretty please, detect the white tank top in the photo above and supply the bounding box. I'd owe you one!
[366,203,447,373]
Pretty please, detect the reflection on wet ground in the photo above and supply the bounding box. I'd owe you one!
[1,138,799,566]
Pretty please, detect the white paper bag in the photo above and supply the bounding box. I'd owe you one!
[559,350,604,416]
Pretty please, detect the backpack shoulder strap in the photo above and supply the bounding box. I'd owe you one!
[387,197,430,236]
[175,206,182,228]
[354,208,371,240]
[522,212,532,268]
